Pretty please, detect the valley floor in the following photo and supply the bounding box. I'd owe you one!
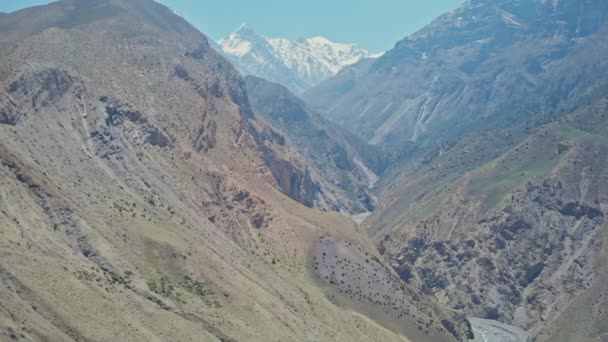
[469,318,529,342]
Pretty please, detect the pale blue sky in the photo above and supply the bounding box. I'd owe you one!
[1,0,463,51]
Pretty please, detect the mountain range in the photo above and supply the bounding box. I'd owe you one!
[217,23,381,94]
[1,0,608,341]
[304,0,608,340]
[0,1,468,341]
[305,0,608,152]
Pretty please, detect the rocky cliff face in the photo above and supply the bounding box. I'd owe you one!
[305,0,608,152]
[0,1,468,341]
[246,76,387,214]
[366,98,608,340]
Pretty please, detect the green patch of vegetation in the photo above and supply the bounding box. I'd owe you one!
[173,291,187,305]
[147,197,156,207]
[147,275,222,307]
[561,125,592,139]
[561,125,608,141]
[468,152,562,210]
[182,276,221,307]
[147,276,174,297]
[379,173,461,231]
[412,193,448,221]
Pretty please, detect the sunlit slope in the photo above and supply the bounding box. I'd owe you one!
[366,98,608,340]
[0,0,469,341]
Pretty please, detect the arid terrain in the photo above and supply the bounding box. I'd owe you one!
[0,0,469,341]
[1,0,607,341]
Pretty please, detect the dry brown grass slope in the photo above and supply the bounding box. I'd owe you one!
[0,0,469,341]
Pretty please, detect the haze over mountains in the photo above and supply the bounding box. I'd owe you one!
[305,0,608,152]
[1,0,607,341]
[217,23,381,94]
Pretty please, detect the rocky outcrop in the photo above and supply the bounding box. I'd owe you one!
[368,99,608,339]
[246,76,386,213]
[0,97,20,125]
[8,68,75,108]
[193,120,217,152]
[100,96,173,149]
[314,235,473,341]
[262,153,320,208]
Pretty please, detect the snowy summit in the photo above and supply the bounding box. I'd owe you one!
[216,23,382,94]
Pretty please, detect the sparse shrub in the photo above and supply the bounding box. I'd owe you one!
[147,276,174,297]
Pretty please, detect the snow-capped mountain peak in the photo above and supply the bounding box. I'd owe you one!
[218,23,266,57]
[237,22,253,30]
[232,23,261,39]
[216,24,381,94]
[305,36,333,45]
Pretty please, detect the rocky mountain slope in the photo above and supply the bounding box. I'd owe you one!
[300,1,608,340]
[218,24,380,94]
[364,98,608,341]
[245,75,387,214]
[305,0,608,152]
[0,0,470,341]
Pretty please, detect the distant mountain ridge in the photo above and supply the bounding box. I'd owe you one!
[305,0,608,151]
[217,23,381,94]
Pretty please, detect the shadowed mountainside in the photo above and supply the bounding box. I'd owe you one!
[245,75,388,214]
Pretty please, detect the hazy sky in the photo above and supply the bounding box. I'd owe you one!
[1,0,464,51]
